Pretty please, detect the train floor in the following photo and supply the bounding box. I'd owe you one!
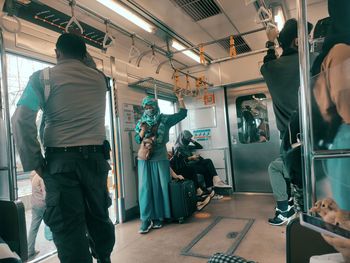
[40,193,286,263]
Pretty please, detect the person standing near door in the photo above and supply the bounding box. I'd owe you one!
[11,33,115,263]
[27,171,53,259]
[260,19,313,225]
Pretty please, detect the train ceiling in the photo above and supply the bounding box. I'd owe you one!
[2,0,328,69]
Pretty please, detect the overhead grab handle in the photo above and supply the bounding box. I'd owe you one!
[229,35,237,57]
[66,0,83,34]
[0,13,21,34]
[103,20,115,49]
[128,35,140,63]
[149,45,160,67]
[255,6,273,24]
[199,45,205,64]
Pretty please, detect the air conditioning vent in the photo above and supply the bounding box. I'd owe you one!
[217,35,252,55]
[171,0,222,21]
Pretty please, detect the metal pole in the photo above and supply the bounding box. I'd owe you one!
[210,48,268,64]
[73,1,188,67]
[172,27,266,55]
[0,28,16,201]
[297,0,314,211]
[110,56,126,223]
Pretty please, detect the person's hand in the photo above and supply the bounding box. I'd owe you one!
[176,175,185,180]
[311,198,350,262]
[322,235,350,263]
[140,123,148,131]
[175,89,183,100]
[266,26,279,42]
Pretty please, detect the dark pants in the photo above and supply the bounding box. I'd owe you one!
[189,159,217,188]
[175,165,199,189]
[43,151,115,263]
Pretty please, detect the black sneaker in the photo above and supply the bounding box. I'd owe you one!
[288,197,294,207]
[268,206,296,226]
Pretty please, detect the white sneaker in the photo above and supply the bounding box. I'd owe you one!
[213,176,231,189]
[213,180,231,189]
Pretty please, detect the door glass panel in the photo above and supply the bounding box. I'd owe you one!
[7,53,56,259]
[236,93,270,144]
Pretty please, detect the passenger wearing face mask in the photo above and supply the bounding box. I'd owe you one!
[173,130,231,193]
[135,95,187,234]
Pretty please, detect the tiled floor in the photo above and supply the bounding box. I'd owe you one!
[40,194,287,263]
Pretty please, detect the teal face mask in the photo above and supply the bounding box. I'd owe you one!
[145,109,155,116]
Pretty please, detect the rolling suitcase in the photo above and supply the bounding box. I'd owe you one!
[169,180,197,223]
[0,200,28,262]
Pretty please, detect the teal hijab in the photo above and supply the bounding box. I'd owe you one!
[135,96,168,144]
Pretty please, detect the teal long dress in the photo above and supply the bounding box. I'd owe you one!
[135,108,187,221]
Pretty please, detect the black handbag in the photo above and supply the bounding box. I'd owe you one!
[170,151,187,172]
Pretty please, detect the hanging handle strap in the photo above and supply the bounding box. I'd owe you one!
[128,35,140,63]
[229,35,237,57]
[103,20,115,49]
[66,0,83,34]
[255,6,273,24]
[199,45,205,64]
[0,13,21,33]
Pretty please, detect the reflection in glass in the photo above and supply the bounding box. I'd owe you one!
[7,54,56,259]
[236,94,270,144]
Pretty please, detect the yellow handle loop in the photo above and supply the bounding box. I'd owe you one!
[199,45,205,64]
[230,36,237,57]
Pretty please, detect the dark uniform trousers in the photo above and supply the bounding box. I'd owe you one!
[43,151,115,263]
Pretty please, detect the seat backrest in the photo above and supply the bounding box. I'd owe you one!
[0,200,28,261]
[286,218,337,263]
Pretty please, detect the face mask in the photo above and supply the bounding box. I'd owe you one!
[145,109,155,116]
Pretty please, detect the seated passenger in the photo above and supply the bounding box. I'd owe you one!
[312,0,350,211]
[174,130,231,191]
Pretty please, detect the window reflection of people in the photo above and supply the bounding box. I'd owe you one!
[312,0,350,211]
[135,95,187,234]
[174,130,231,191]
[241,105,260,143]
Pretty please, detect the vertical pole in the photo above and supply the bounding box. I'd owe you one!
[296,0,315,211]
[110,56,126,223]
[0,28,16,201]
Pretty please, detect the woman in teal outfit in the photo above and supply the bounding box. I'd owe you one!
[135,95,187,234]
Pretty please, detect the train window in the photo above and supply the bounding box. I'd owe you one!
[158,98,176,143]
[236,94,270,144]
[7,53,57,258]
[7,54,52,188]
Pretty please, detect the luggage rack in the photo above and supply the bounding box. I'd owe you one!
[128,77,176,100]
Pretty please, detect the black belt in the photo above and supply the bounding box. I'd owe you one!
[46,145,104,154]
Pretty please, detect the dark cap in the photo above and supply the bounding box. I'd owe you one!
[278,18,313,49]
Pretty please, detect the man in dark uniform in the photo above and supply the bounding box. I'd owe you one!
[12,33,115,263]
[261,19,313,226]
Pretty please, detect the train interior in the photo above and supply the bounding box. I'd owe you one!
[0,0,340,262]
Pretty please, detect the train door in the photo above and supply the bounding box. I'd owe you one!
[2,51,119,259]
[226,84,280,192]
